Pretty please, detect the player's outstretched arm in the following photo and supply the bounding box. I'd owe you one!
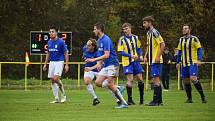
[43,53,49,71]
[64,51,69,73]
[85,51,110,63]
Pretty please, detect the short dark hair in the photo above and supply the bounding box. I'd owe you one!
[50,26,58,32]
[88,38,98,51]
[183,23,191,29]
[94,22,105,32]
[122,22,131,28]
[142,16,154,23]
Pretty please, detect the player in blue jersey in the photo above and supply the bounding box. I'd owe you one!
[85,22,128,108]
[43,26,69,103]
[83,38,121,106]
[83,38,102,106]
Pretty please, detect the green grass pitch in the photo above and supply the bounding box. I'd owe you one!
[0,88,215,121]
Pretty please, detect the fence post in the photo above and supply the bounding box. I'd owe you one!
[0,63,1,88]
[146,63,149,90]
[178,65,180,90]
[25,65,28,91]
[40,54,43,85]
[77,63,81,89]
[212,64,214,91]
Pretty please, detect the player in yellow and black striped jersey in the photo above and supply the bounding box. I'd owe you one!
[143,16,165,106]
[118,23,144,105]
[176,24,207,103]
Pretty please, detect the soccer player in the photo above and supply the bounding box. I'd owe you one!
[143,16,165,106]
[118,23,144,105]
[83,38,121,106]
[85,22,128,108]
[176,24,207,103]
[43,26,69,103]
[83,38,101,106]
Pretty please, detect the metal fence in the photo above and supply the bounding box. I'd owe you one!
[0,62,214,91]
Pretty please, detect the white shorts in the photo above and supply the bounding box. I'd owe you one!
[48,61,64,78]
[84,71,99,80]
[98,65,119,77]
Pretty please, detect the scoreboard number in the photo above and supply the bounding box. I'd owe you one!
[30,31,72,55]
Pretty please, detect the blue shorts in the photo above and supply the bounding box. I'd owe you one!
[123,61,144,76]
[182,64,198,79]
[150,64,162,78]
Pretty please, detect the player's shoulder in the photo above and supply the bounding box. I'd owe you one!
[191,35,200,42]
[151,28,161,38]
[82,45,87,52]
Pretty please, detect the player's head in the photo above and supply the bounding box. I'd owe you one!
[49,26,58,39]
[122,23,132,36]
[142,16,154,30]
[87,38,98,52]
[183,24,191,36]
[93,22,105,37]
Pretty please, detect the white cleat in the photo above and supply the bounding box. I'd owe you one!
[50,99,59,104]
[61,96,66,103]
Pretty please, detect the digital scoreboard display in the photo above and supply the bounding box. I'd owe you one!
[30,31,72,55]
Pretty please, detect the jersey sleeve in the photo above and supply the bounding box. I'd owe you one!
[136,36,141,48]
[153,30,164,44]
[117,38,124,52]
[193,37,202,49]
[62,41,68,53]
[177,38,182,50]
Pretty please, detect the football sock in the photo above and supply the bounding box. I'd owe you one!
[138,81,144,102]
[87,84,97,99]
[52,83,59,100]
[126,85,132,102]
[184,83,192,100]
[113,89,127,105]
[193,80,205,100]
[58,80,65,96]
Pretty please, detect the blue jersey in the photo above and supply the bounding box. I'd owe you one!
[83,45,101,72]
[97,34,119,67]
[48,37,68,61]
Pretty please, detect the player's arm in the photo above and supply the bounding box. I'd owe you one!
[143,46,148,63]
[64,50,69,73]
[154,32,165,63]
[85,60,102,72]
[156,42,165,63]
[194,37,203,65]
[43,52,49,71]
[176,39,182,70]
[136,37,143,61]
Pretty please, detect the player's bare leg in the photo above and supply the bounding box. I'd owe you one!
[85,77,100,106]
[190,76,207,103]
[136,73,144,105]
[126,74,135,105]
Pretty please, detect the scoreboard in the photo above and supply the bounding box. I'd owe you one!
[30,31,72,55]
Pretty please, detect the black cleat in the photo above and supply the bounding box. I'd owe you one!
[117,100,121,106]
[93,98,100,106]
[202,98,207,103]
[185,99,193,103]
[146,100,163,106]
[127,100,136,105]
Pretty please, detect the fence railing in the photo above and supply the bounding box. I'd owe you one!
[0,62,214,91]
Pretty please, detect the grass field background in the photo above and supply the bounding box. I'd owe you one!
[0,86,215,121]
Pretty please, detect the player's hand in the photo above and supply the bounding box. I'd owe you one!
[131,55,139,60]
[64,64,69,73]
[139,56,144,61]
[195,60,202,66]
[85,58,95,63]
[176,64,180,70]
[156,56,160,63]
[43,64,47,71]
[143,56,147,64]
[84,67,92,72]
